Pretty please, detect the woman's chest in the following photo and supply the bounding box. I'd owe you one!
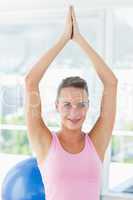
[43,148,102,183]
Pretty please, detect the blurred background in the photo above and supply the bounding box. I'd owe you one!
[0,0,133,199]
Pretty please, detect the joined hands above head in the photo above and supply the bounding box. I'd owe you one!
[62,6,82,44]
[25,5,118,166]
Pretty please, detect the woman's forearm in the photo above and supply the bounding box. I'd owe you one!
[25,34,68,87]
[75,34,117,86]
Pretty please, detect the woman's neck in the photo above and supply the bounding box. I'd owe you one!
[57,127,84,144]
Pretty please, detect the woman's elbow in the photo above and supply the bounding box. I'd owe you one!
[104,77,118,88]
[24,75,38,90]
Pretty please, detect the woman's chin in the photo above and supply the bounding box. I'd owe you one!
[66,120,82,129]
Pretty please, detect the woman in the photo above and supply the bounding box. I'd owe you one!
[25,6,118,200]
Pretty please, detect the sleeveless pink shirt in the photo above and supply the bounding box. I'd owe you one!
[38,132,103,200]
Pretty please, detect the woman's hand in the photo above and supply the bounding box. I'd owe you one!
[71,6,81,42]
[62,6,73,42]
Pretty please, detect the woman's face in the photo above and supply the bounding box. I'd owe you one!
[55,87,89,130]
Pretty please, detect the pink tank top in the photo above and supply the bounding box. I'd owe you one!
[38,132,103,200]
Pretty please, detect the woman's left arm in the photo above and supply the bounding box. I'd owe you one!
[71,7,118,162]
[77,35,118,162]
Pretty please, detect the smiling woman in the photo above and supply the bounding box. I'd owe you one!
[24,6,117,200]
[55,76,89,130]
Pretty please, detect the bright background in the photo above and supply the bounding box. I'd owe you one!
[0,0,133,199]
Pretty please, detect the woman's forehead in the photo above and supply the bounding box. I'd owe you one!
[59,87,88,101]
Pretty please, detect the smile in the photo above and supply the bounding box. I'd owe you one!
[68,119,81,123]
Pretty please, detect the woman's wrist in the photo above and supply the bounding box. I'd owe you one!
[74,33,83,43]
[60,33,70,44]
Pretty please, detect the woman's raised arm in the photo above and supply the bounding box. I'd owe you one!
[71,6,118,162]
[25,6,73,87]
[24,6,73,165]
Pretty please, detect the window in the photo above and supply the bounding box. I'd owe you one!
[0,9,105,157]
[106,9,133,195]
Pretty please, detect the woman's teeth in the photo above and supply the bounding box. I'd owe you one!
[68,119,80,123]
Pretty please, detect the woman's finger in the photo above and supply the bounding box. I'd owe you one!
[69,6,72,20]
[71,6,76,22]
[66,6,72,24]
[68,6,72,17]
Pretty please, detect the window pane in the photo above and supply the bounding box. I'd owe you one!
[108,9,133,194]
[108,53,133,194]
[113,69,133,131]
[0,78,25,125]
[111,135,133,163]
[0,129,32,155]
[113,9,133,68]
[0,12,104,75]
[0,11,104,130]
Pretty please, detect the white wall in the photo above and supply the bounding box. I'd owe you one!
[0,0,133,12]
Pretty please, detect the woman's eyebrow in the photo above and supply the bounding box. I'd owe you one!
[62,100,89,103]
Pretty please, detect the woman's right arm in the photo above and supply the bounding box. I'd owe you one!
[25,6,73,164]
[25,5,73,86]
[25,35,69,87]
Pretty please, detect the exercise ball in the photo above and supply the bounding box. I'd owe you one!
[2,157,45,200]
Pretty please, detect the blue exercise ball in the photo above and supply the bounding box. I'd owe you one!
[2,157,45,200]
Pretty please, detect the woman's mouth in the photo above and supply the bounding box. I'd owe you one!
[68,119,81,123]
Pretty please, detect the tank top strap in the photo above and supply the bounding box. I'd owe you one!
[51,131,57,148]
[86,133,95,150]
[52,132,62,150]
[84,133,88,149]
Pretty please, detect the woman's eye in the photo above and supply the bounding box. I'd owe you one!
[78,102,85,107]
[78,102,89,108]
[64,103,71,108]
[79,103,86,108]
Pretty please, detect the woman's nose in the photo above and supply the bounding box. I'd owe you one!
[69,107,81,117]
